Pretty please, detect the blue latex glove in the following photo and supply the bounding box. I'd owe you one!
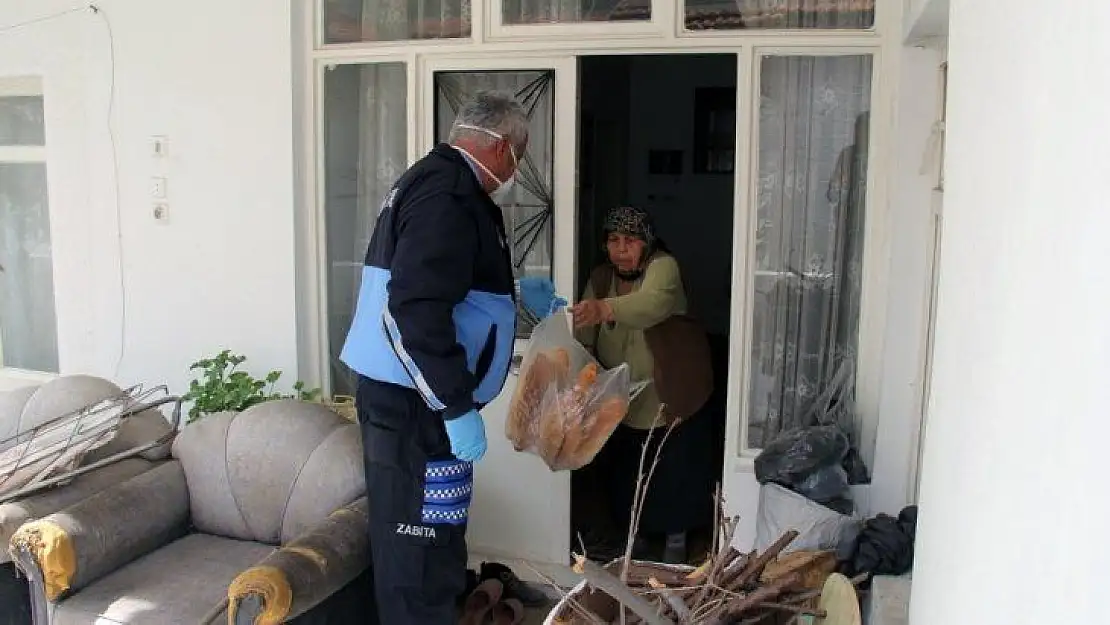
[519,277,567,321]
[444,409,488,462]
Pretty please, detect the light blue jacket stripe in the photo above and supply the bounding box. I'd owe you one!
[381,307,447,411]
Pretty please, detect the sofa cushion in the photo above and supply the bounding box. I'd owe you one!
[172,401,364,544]
[0,377,126,496]
[14,376,123,440]
[0,458,156,565]
[49,533,272,625]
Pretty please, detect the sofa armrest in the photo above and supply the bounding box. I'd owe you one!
[0,458,159,565]
[228,498,369,624]
[9,460,189,601]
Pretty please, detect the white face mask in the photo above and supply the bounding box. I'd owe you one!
[454,124,519,203]
[491,171,516,204]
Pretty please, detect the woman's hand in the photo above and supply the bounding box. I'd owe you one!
[571,299,613,328]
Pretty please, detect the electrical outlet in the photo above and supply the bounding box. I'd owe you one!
[153,203,169,223]
[151,176,167,199]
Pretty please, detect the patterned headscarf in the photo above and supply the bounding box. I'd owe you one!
[602,206,657,249]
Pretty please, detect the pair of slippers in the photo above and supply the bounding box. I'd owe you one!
[459,578,526,625]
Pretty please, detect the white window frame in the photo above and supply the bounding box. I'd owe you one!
[302,0,899,463]
[487,0,674,42]
[0,76,59,384]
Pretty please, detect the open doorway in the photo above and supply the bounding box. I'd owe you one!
[571,53,737,564]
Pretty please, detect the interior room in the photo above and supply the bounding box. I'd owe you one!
[571,53,737,564]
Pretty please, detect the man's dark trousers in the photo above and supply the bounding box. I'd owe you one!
[357,377,470,624]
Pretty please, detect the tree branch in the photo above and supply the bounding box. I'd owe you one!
[573,555,676,625]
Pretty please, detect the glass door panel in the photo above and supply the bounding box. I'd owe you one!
[745,54,874,460]
[432,69,556,338]
[321,62,409,396]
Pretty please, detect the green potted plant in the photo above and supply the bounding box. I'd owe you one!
[182,350,323,424]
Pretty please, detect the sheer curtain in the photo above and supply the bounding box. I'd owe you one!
[0,165,57,373]
[324,0,471,42]
[0,93,58,373]
[324,63,407,396]
[502,0,650,23]
[747,55,872,452]
[685,0,875,30]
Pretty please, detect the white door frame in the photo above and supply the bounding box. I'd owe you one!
[909,58,948,504]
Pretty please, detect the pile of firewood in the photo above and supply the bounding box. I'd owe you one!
[550,520,865,624]
[544,411,866,624]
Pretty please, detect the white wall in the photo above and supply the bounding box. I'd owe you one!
[911,1,1110,622]
[0,1,299,394]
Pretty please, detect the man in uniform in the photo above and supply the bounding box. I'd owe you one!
[341,91,561,623]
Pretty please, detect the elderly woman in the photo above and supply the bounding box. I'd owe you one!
[572,206,715,564]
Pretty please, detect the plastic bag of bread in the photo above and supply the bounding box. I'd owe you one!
[506,311,631,471]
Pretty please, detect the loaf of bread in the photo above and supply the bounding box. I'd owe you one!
[551,348,571,385]
[506,351,554,451]
[535,400,567,464]
[555,395,629,470]
[507,347,627,471]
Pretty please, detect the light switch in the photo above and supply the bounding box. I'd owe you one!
[151,176,167,199]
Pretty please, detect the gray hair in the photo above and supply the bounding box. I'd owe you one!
[448,90,529,152]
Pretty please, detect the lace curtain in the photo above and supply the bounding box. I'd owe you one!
[687,0,874,29]
[503,0,648,23]
[747,55,872,450]
[0,95,58,373]
[324,0,471,42]
[499,0,874,28]
[324,63,408,396]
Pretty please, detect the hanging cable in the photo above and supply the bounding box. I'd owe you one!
[0,5,87,35]
[87,4,127,377]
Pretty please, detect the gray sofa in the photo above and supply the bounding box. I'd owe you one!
[1,376,177,625]
[1,376,177,565]
[10,400,368,625]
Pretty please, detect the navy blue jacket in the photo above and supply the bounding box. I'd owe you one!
[341,144,517,420]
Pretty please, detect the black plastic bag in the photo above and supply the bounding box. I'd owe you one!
[754,425,850,486]
[795,464,851,506]
[840,505,919,578]
[841,446,872,485]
